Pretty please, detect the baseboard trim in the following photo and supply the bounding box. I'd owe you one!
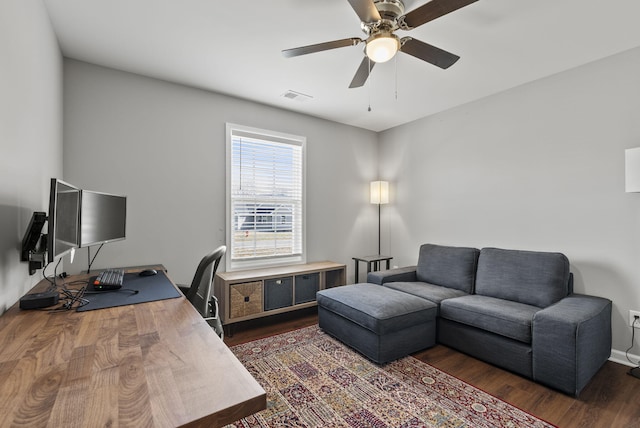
[609,349,640,367]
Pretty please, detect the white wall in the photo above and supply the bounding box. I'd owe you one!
[63,60,379,285]
[0,0,63,312]
[379,46,640,356]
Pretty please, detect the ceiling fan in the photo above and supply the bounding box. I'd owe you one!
[282,0,479,88]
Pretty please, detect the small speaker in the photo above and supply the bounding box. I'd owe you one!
[19,290,59,309]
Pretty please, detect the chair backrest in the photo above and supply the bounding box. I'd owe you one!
[184,245,226,317]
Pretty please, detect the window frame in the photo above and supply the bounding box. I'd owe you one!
[225,123,307,271]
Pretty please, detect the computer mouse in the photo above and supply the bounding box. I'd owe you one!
[139,269,157,277]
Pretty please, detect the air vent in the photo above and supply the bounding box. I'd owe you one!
[281,90,314,102]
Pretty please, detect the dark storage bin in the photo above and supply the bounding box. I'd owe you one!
[325,269,345,289]
[264,277,293,311]
[295,273,320,304]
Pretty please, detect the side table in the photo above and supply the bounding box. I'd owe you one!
[352,255,393,283]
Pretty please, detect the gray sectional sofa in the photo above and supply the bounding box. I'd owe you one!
[318,243,612,396]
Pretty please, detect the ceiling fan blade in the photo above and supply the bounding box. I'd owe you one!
[400,37,460,69]
[282,38,362,58]
[346,0,382,23]
[400,0,478,29]
[349,57,376,88]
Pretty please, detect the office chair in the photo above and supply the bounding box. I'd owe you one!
[178,245,226,339]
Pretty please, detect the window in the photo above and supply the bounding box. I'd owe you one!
[226,123,305,270]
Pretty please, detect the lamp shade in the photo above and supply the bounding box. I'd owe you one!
[625,147,640,193]
[370,181,389,204]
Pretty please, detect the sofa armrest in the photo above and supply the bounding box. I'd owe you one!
[367,266,417,285]
[532,294,611,396]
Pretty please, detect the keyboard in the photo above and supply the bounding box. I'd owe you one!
[93,268,124,290]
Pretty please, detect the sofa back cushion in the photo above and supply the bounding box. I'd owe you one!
[475,247,571,308]
[416,244,480,293]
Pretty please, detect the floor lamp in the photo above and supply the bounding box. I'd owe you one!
[370,181,389,255]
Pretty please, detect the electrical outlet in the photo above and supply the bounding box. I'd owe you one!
[629,310,640,328]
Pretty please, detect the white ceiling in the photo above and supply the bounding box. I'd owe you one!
[43,0,640,132]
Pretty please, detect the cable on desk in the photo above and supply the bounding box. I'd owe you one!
[87,243,105,274]
[36,277,90,312]
[42,258,62,290]
[60,286,89,310]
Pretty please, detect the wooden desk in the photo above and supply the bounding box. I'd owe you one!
[0,266,266,427]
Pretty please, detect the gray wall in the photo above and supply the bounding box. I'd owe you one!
[0,0,63,312]
[378,46,640,357]
[63,60,379,285]
[5,3,637,360]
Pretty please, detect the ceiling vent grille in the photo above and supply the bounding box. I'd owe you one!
[281,90,314,102]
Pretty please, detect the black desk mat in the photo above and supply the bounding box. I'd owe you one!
[77,270,181,312]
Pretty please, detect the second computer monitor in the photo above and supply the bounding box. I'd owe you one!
[79,190,127,247]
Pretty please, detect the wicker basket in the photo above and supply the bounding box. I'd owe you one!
[229,281,263,319]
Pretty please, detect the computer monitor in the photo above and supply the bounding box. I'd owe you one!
[79,190,127,247]
[47,179,81,263]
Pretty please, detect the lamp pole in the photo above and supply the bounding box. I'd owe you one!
[378,202,381,256]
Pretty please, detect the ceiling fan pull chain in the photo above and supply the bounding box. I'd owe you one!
[395,54,398,101]
[368,57,372,112]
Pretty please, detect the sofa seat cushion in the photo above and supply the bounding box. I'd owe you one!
[440,295,540,343]
[416,244,480,293]
[383,281,468,306]
[316,283,437,335]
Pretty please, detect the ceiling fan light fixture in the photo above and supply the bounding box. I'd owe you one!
[365,33,399,63]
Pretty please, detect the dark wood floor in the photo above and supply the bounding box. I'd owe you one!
[224,309,640,428]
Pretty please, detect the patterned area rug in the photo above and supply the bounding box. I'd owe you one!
[227,326,554,428]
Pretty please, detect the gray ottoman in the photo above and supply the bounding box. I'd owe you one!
[316,283,437,364]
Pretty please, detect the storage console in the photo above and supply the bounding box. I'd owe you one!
[214,261,346,327]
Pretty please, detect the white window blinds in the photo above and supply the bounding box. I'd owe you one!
[227,125,305,268]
